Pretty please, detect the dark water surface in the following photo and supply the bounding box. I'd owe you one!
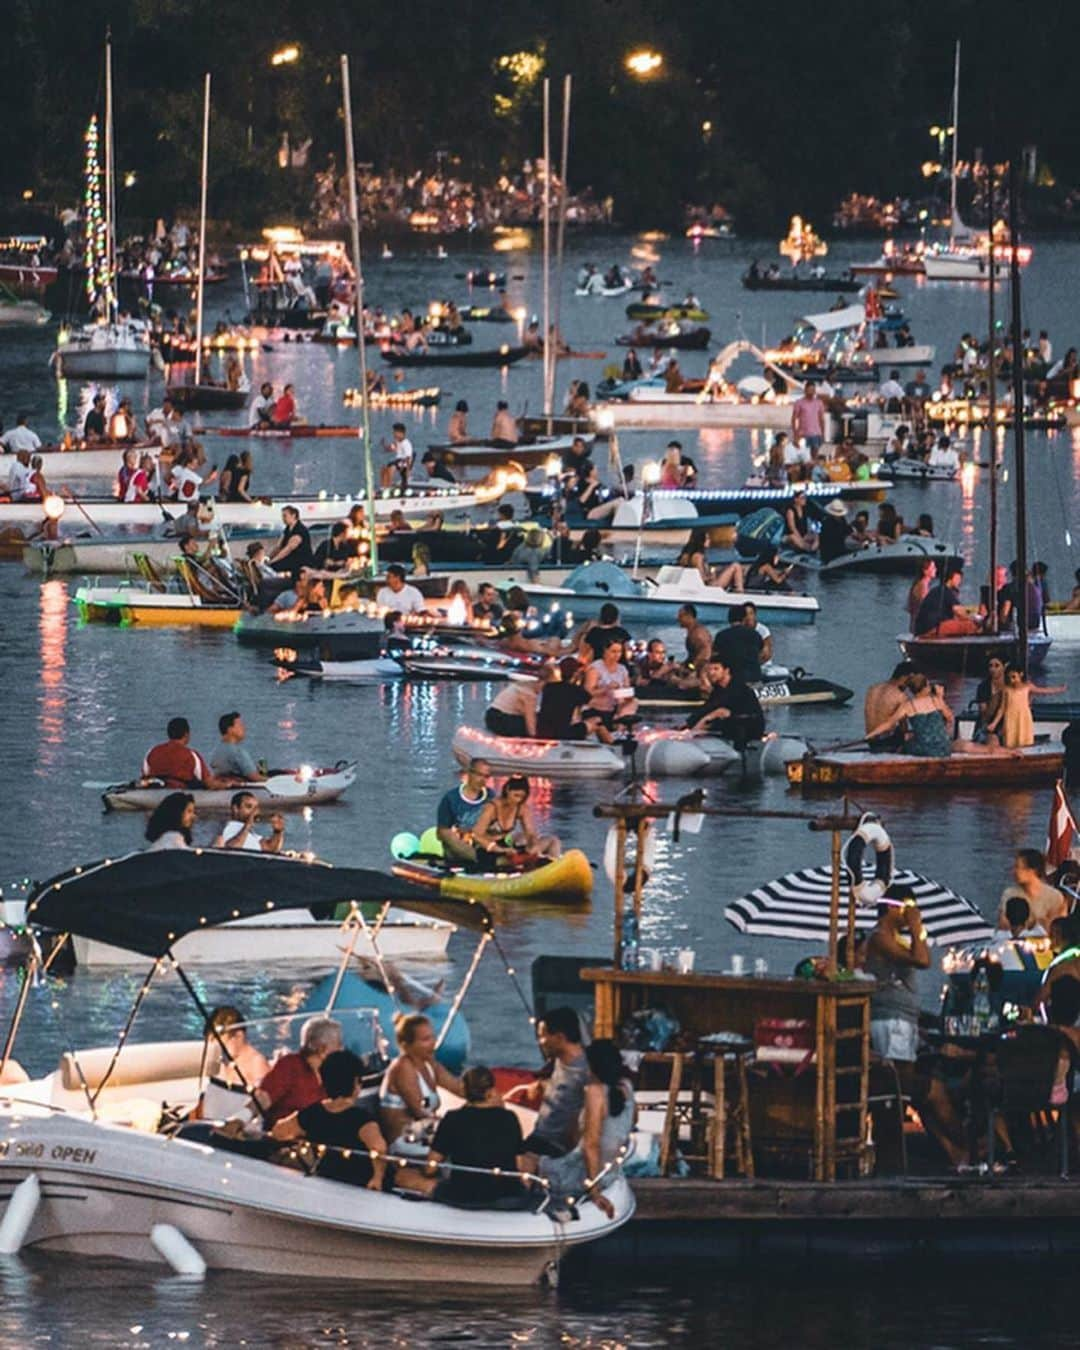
[2,231,1080,1344]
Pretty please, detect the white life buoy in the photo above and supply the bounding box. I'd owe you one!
[603,821,657,886]
[842,812,894,906]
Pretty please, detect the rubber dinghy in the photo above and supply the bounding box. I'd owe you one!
[100,763,357,811]
[451,726,624,780]
[392,850,594,905]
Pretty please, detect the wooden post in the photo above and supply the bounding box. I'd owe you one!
[611,818,628,968]
[632,818,648,930]
[813,995,826,1181]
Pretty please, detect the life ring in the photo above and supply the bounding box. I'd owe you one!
[842,812,893,905]
[603,821,657,887]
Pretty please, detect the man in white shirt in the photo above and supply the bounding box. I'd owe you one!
[147,398,181,449]
[212,791,285,853]
[375,563,427,615]
[385,423,414,486]
[1,414,41,455]
[928,436,960,472]
[878,370,906,407]
[782,434,812,472]
[7,450,34,499]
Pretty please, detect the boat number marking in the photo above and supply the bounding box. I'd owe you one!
[1,1141,97,1165]
[758,683,790,699]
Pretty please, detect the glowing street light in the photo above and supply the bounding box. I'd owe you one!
[929,123,954,158]
[625,49,663,78]
[270,44,300,67]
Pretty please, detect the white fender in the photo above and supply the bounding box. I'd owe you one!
[150,1222,206,1277]
[0,1174,40,1254]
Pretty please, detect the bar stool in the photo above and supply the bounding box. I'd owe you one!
[697,1033,756,1179]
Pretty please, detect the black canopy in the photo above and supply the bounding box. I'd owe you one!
[27,849,491,957]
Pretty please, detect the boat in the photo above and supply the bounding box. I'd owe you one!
[380,345,529,368]
[459,306,515,323]
[462,269,507,287]
[788,742,1062,789]
[575,282,633,298]
[278,654,404,682]
[0,283,49,326]
[452,726,624,779]
[636,670,855,710]
[99,762,358,811]
[850,243,925,277]
[0,236,59,293]
[865,343,937,370]
[74,557,245,625]
[392,850,593,904]
[625,303,709,322]
[898,630,1051,672]
[877,458,958,483]
[343,386,442,408]
[51,41,151,382]
[616,327,710,351]
[741,270,861,293]
[521,561,818,626]
[0,849,633,1283]
[804,536,958,577]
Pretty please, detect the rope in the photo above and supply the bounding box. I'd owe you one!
[486,928,536,1028]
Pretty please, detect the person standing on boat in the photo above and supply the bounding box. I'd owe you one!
[622,348,643,381]
[675,603,712,678]
[379,1013,463,1148]
[986,666,1066,749]
[864,662,916,750]
[268,506,314,583]
[212,792,286,853]
[144,791,197,849]
[583,639,637,733]
[913,561,982,638]
[711,605,763,684]
[5,449,34,500]
[270,383,298,427]
[818,498,860,564]
[996,849,1069,933]
[473,774,562,862]
[384,422,414,488]
[436,757,493,862]
[508,1006,590,1159]
[0,412,40,455]
[143,717,228,790]
[782,490,818,553]
[83,393,107,443]
[791,380,827,454]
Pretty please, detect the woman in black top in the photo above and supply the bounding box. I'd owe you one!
[271,1050,389,1189]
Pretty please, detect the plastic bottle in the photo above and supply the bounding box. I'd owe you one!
[972,966,992,1033]
[622,909,639,971]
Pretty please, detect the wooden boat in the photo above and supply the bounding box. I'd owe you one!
[392,850,593,904]
[898,630,1051,672]
[788,742,1062,789]
[741,272,861,292]
[380,344,529,368]
[100,762,358,811]
[616,328,710,351]
[452,726,624,780]
[166,383,249,411]
[342,386,442,408]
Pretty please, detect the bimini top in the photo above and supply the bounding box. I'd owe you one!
[27,848,491,957]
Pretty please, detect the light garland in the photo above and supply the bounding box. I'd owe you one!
[83,116,113,312]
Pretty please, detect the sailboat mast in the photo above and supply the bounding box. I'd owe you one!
[194,73,211,388]
[340,53,378,576]
[104,31,115,318]
[547,75,573,420]
[1007,161,1029,675]
[949,41,960,241]
[541,78,552,422]
[986,170,998,634]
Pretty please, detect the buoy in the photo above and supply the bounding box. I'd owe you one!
[150,1223,206,1278]
[0,1174,40,1254]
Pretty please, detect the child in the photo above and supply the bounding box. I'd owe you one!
[987,665,1066,749]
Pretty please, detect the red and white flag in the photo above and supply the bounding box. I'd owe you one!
[1046,779,1077,869]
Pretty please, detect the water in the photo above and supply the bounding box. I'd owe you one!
[2,231,1080,1343]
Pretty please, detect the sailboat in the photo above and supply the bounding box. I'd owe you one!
[922,44,1032,282]
[53,34,151,380]
[167,74,248,412]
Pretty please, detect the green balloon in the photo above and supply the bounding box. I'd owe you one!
[390,831,421,860]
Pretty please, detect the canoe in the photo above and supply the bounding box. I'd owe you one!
[616,328,710,350]
[100,763,358,812]
[459,306,515,323]
[897,630,1051,672]
[788,742,1063,789]
[278,656,404,682]
[741,273,862,292]
[392,849,593,904]
[166,384,249,411]
[800,536,957,577]
[452,726,624,779]
[380,345,529,368]
[4,441,168,481]
[75,584,242,627]
[24,531,273,576]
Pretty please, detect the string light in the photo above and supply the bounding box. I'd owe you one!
[82,116,113,312]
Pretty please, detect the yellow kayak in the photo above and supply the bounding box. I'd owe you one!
[392,849,593,904]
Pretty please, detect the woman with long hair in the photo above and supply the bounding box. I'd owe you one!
[145,792,195,849]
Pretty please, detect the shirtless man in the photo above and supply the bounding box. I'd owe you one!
[864,662,916,751]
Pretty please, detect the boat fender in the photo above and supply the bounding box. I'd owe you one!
[150,1222,206,1278]
[0,1173,40,1255]
[604,821,657,885]
[842,814,894,905]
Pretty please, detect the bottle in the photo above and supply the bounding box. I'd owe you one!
[622,910,639,971]
[972,967,992,1034]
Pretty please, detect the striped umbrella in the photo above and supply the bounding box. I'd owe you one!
[725,866,993,946]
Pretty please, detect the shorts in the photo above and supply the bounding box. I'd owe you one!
[805,435,824,452]
[485,708,528,738]
[870,1017,918,1063]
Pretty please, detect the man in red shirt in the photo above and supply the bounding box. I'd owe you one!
[257,1016,343,1126]
[142,717,227,789]
[271,383,298,427]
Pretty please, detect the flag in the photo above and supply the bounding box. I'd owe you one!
[1046,779,1077,869]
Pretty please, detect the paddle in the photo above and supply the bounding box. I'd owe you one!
[61,487,104,536]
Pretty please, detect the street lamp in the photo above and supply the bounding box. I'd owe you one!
[270,44,300,67]
[625,49,663,78]
[929,123,954,159]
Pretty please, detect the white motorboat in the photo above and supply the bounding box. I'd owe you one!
[0,851,634,1283]
[921,250,989,282]
[54,321,151,380]
[98,763,358,811]
[867,344,936,368]
[6,442,161,483]
[0,289,49,326]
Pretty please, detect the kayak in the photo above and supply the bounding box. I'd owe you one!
[99,763,358,812]
[392,849,593,904]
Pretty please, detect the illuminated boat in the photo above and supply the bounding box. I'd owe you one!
[99,762,358,811]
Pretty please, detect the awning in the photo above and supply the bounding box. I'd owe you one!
[27,849,492,956]
[724,866,993,946]
[801,303,866,333]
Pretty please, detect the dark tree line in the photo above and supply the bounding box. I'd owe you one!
[0,0,1075,230]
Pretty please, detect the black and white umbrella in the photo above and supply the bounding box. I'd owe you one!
[725,866,993,946]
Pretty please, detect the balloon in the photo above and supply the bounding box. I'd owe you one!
[390,831,421,861]
[418,826,444,858]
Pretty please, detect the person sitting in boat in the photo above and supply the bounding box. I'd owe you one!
[267,506,314,587]
[913,560,983,638]
[256,1016,344,1127]
[878,370,906,412]
[687,658,765,746]
[583,639,637,736]
[472,582,503,627]
[744,547,794,592]
[143,717,229,790]
[664,358,685,394]
[212,792,285,853]
[484,674,543,739]
[674,528,745,590]
[210,711,267,783]
[674,602,712,677]
[144,791,197,850]
[906,559,938,631]
[436,757,493,863]
[928,436,960,473]
[633,639,678,692]
[712,605,764,683]
[537,656,602,741]
[622,348,643,381]
[375,563,426,616]
[0,412,41,456]
[379,1013,463,1149]
[867,672,989,758]
[250,382,275,427]
[270,384,299,428]
[5,448,34,501]
[559,436,592,490]
[486,400,518,450]
[782,490,817,554]
[198,1004,271,1122]
[170,445,217,503]
[659,442,687,489]
[986,665,1066,749]
[474,774,562,863]
[863,661,917,752]
[83,393,108,443]
[424,1065,530,1210]
[506,1007,590,1159]
[818,499,858,563]
[526,1039,634,1220]
[225,355,248,393]
[875,502,905,545]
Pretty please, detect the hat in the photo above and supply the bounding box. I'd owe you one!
[825,499,848,517]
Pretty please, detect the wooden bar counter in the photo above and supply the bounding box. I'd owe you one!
[581,967,874,1181]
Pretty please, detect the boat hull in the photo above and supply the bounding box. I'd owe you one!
[55,348,150,379]
[0,1112,631,1285]
[898,631,1051,671]
[788,743,1062,789]
[101,765,357,811]
[381,346,529,368]
[522,582,818,626]
[393,849,593,904]
[452,727,624,779]
[76,588,242,627]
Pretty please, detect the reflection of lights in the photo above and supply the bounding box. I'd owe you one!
[594,408,614,431]
[961,461,977,495]
[545,454,562,478]
[296,764,314,782]
[625,49,663,77]
[262,225,304,244]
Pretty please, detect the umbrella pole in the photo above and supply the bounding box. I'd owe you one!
[826,827,842,977]
[435,929,491,1052]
